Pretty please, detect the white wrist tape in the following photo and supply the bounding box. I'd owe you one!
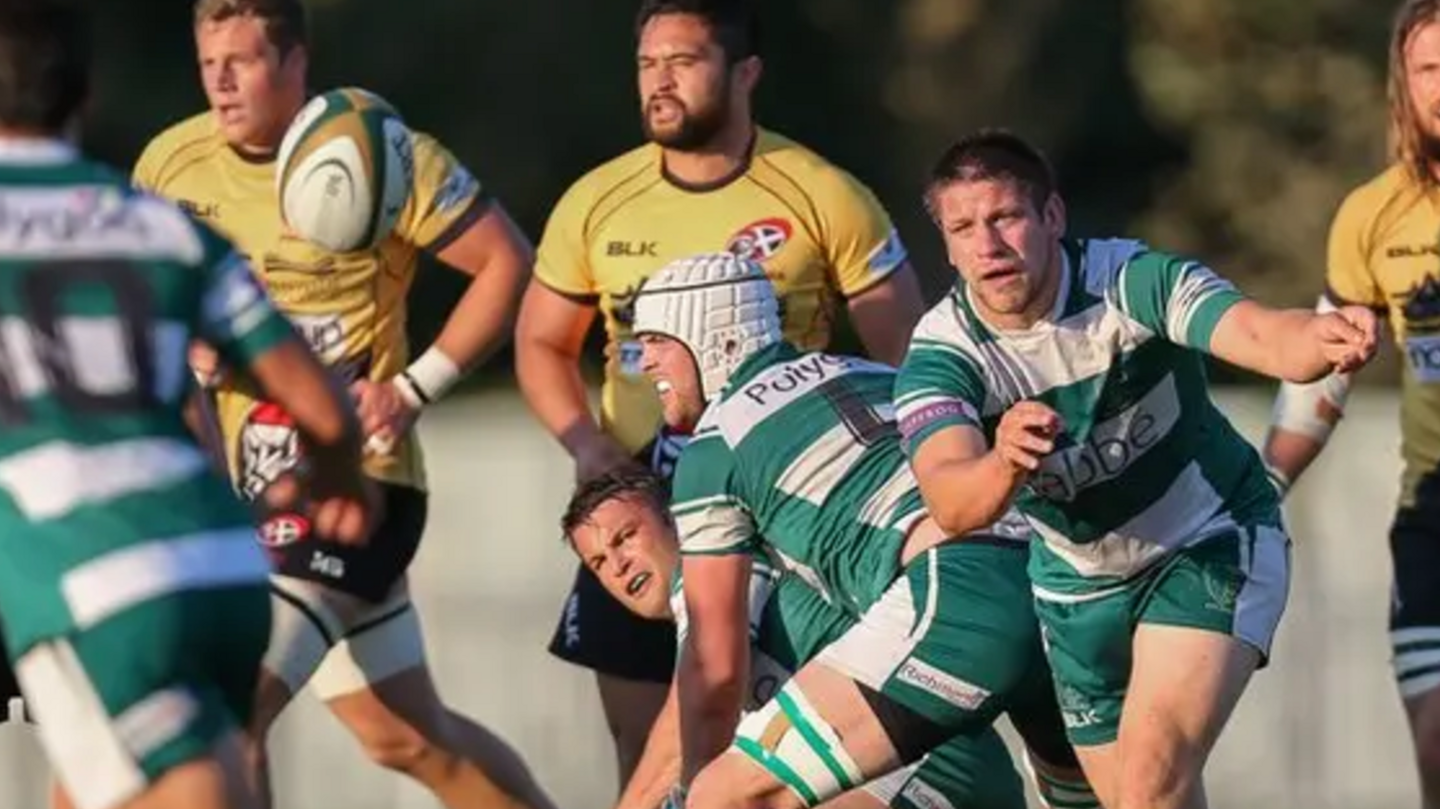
[1269,294,1354,442]
[391,346,462,409]
[1272,380,1343,442]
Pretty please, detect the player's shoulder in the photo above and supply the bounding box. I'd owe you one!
[1077,237,1153,294]
[1333,163,1415,229]
[912,287,975,347]
[133,111,224,189]
[552,142,661,221]
[750,128,858,188]
[749,128,882,212]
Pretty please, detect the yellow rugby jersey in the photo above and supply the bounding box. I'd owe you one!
[133,111,489,493]
[1327,163,1440,505]
[536,127,907,453]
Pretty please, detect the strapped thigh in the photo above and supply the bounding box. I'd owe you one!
[732,681,866,807]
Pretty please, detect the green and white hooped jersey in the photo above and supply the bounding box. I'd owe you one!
[896,238,1280,598]
[0,141,291,654]
[670,343,938,615]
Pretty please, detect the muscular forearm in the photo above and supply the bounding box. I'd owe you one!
[677,644,745,786]
[926,451,1027,537]
[515,340,607,456]
[615,685,683,809]
[431,260,529,373]
[1270,310,1339,383]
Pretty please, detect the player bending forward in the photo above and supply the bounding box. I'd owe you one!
[0,4,375,809]
[628,252,1091,809]
[562,469,1096,809]
[897,129,1378,809]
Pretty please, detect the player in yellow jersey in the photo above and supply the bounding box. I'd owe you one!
[1265,2,1440,806]
[130,3,554,809]
[514,0,927,786]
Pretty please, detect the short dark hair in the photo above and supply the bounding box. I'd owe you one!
[635,0,760,64]
[561,469,671,544]
[194,0,308,56]
[924,128,1058,216]
[0,0,90,133]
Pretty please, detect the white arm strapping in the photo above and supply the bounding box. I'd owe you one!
[1270,296,1353,442]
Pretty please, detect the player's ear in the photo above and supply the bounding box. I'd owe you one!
[735,55,762,95]
[281,43,308,84]
[1042,192,1067,240]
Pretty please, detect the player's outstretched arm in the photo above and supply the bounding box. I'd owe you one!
[1207,299,1379,384]
[515,280,635,480]
[910,405,1059,537]
[677,552,753,787]
[614,682,683,809]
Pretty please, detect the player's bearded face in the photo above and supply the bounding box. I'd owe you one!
[195,16,307,152]
[569,496,679,620]
[1404,21,1440,159]
[637,14,735,151]
[640,335,706,432]
[934,178,1065,326]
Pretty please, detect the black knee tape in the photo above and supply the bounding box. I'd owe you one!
[857,681,954,763]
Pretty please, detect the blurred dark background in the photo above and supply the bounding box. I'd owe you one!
[89,0,1401,386]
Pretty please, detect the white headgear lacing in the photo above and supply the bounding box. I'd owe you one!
[632,252,783,400]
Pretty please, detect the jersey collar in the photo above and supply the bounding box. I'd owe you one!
[0,136,77,165]
[659,128,759,193]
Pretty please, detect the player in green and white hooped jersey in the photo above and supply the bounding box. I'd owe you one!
[561,469,1092,809]
[630,252,1093,809]
[0,5,375,809]
[895,129,1380,809]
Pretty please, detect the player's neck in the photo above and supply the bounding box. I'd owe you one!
[660,123,756,189]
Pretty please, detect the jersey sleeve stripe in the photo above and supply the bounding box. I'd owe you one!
[1163,262,1243,348]
[675,505,753,555]
[420,192,492,254]
[533,275,600,304]
[671,493,745,517]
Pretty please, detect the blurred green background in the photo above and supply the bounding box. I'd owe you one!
[89,0,1401,386]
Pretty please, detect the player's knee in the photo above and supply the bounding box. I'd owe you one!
[348,711,439,773]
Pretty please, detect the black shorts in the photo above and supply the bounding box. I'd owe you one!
[548,562,677,683]
[547,428,688,683]
[1389,485,1440,698]
[258,482,427,604]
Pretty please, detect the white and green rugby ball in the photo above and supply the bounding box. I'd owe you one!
[276,87,414,252]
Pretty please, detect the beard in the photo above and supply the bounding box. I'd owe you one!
[641,82,731,151]
[1420,126,1440,165]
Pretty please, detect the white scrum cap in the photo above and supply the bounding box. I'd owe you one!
[631,252,783,400]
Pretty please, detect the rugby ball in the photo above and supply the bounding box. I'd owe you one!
[276,88,414,253]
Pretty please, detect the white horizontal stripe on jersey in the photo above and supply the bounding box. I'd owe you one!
[0,437,209,521]
[60,527,268,629]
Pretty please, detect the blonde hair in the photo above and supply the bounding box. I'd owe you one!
[193,0,306,55]
[1389,0,1440,187]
